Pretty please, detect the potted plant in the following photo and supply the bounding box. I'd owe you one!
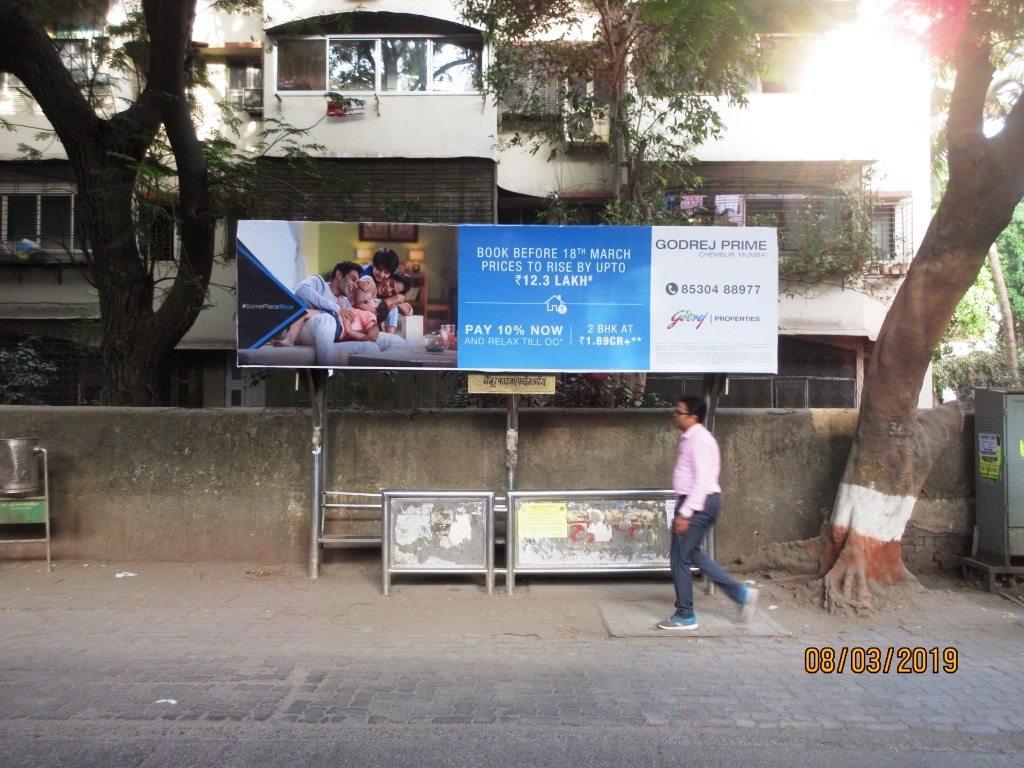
[324,92,366,117]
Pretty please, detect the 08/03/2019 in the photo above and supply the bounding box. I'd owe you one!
[804,646,958,674]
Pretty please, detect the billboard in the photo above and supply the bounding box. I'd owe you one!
[236,220,778,373]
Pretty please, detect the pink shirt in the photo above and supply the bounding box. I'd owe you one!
[338,307,377,340]
[672,422,721,518]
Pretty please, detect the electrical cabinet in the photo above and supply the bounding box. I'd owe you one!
[974,388,1024,564]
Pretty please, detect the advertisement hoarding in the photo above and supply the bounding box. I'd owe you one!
[236,221,778,373]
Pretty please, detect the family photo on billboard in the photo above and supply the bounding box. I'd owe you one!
[237,221,460,370]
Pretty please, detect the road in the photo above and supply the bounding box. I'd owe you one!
[1,556,1022,767]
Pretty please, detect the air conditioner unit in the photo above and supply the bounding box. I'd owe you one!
[564,107,610,144]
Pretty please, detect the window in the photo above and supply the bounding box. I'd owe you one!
[55,37,112,109]
[0,72,35,116]
[380,38,427,91]
[228,58,264,112]
[139,204,176,262]
[871,197,913,261]
[2,192,78,257]
[278,39,326,91]
[500,51,611,144]
[329,40,376,91]
[500,69,560,119]
[277,36,482,94]
[432,40,481,92]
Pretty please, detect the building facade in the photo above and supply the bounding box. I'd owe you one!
[0,1,932,408]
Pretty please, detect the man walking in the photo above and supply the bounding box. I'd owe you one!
[658,395,758,630]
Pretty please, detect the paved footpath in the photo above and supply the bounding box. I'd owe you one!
[1,553,1023,766]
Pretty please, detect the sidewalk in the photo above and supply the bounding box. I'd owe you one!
[1,551,1023,739]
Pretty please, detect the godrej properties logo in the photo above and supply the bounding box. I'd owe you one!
[664,283,708,329]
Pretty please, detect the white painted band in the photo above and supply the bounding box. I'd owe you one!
[833,482,916,543]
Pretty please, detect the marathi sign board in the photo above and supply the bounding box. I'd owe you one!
[467,374,556,394]
[236,221,778,373]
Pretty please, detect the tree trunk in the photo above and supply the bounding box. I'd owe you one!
[814,27,1024,612]
[0,0,215,405]
[988,244,1019,383]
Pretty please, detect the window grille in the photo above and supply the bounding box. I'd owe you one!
[228,59,264,113]
[0,322,102,406]
[1,182,80,260]
[871,197,913,263]
[55,37,113,110]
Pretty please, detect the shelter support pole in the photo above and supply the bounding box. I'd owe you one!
[506,394,519,492]
[308,369,328,579]
[701,373,728,596]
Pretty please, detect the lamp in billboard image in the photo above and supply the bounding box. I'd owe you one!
[406,248,425,273]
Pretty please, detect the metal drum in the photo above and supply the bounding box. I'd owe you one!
[0,438,40,496]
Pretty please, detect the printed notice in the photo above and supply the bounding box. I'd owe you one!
[517,502,569,539]
[978,432,1002,481]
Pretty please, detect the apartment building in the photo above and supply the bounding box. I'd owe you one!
[0,1,931,408]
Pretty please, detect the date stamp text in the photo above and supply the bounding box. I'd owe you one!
[804,646,958,674]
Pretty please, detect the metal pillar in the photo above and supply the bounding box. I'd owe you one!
[702,372,728,432]
[506,394,519,492]
[701,373,728,596]
[308,369,328,579]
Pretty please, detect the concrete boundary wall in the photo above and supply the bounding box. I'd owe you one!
[0,407,974,571]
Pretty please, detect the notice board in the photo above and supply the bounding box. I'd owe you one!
[382,490,495,594]
[506,490,674,593]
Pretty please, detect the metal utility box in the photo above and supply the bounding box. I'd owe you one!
[972,388,1024,568]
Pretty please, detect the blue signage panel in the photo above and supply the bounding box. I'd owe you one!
[457,225,650,371]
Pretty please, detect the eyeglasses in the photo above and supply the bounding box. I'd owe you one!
[674,410,692,417]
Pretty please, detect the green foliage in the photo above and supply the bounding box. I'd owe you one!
[0,338,59,405]
[458,0,778,220]
[546,374,669,408]
[932,264,1006,403]
[931,347,1012,407]
[997,200,1024,340]
[943,264,1001,345]
[775,190,881,284]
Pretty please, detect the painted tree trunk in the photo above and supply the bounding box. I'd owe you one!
[822,402,964,612]
[818,27,1024,612]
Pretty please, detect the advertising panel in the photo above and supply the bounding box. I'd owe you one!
[236,220,777,373]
